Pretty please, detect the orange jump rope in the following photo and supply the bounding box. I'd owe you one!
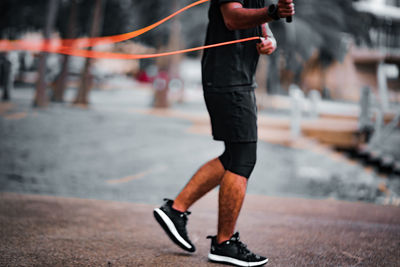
[0,0,261,60]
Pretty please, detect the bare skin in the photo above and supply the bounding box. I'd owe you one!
[220,0,295,30]
[220,3,271,30]
[221,0,294,55]
[173,159,248,244]
[217,171,247,243]
[257,24,277,55]
[173,158,225,212]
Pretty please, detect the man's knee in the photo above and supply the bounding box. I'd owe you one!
[224,142,257,179]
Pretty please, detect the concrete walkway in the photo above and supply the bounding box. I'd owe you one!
[1,192,399,266]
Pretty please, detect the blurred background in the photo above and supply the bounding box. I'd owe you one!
[0,0,399,205]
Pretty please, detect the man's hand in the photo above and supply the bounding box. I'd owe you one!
[257,23,276,55]
[277,0,295,19]
[256,37,276,55]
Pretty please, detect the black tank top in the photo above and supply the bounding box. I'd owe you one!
[201,0,265,92]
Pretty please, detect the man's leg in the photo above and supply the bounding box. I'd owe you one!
[217,170,247,243]
[154,142,231,252]
[153,154,227,253]
[216,142,256,243]
[173,157,225,212]
[207,142,267,266]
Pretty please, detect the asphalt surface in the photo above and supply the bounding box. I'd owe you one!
[0,84,400,266]
[1,192,399,266]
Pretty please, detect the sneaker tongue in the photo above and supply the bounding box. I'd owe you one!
[163,198,174,205]
[230,232,240,241]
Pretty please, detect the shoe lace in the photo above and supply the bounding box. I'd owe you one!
[177,211,191,237]
[180,211,191,222]
[230,233,254,259]
[163,199,191,234]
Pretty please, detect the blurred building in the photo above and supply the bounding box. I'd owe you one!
[353,0,400,106]
[303,0,400,104]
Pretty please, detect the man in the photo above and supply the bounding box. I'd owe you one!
[154,0,294,266]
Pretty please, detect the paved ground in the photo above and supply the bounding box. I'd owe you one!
[1,86,399,205]
[0,84,400,266]
[1,192,399,267]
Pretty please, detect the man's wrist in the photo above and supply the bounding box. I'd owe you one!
[267,4,280,21]
[268,36,277,49]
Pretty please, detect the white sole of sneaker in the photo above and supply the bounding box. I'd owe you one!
[154,208,193,250]
[208,253,268,267]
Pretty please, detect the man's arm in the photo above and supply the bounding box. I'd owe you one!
[220,2,270,30]
[220,0,295,31]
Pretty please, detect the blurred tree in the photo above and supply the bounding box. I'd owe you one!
[53,0,143,104]
[133,0,208,53]
[0,0,144,105]
[0,0,48,102]
[0,0,48,39]
[0,0,209,105]
[153,0,183,108]
[133,1,176,49]
[33,0,59,107]
[73,0,106,106]
[51,0,78,103]
[0,53,12,100]
[269,0,370,94]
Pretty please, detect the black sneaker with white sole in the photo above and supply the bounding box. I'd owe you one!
[207,232,268,267]
[153,198,196,252]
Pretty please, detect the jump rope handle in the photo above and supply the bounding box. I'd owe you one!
[286,0,293,23]
[258,11,292,43]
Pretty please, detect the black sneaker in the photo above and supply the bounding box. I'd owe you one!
[207,232,268,266]
[153,198,196,252]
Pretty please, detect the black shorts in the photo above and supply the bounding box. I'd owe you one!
[204,90,257,142]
